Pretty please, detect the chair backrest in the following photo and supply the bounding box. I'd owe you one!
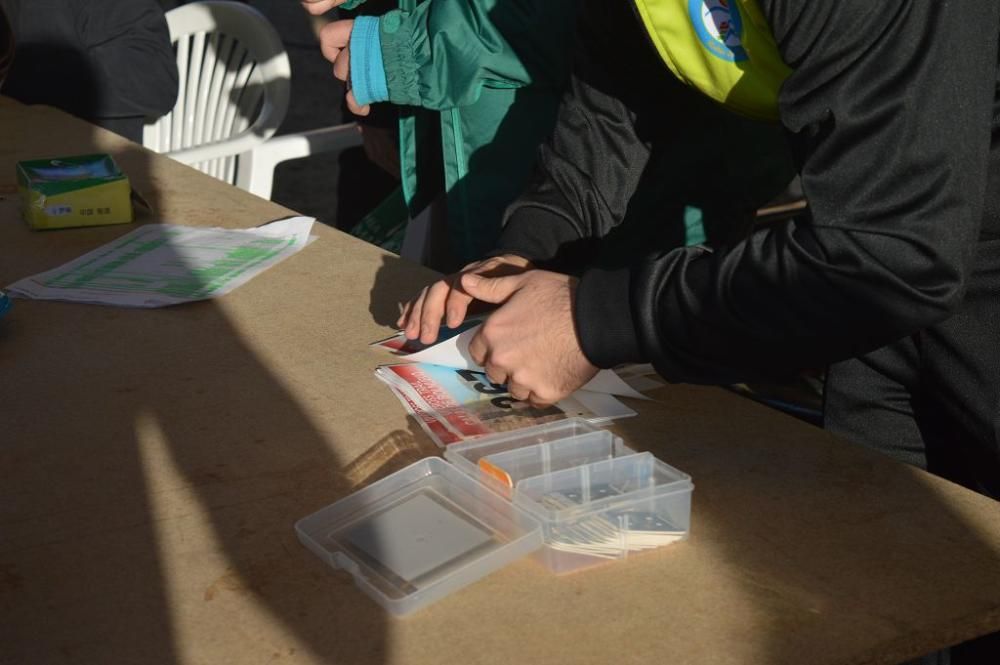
[143,1,291,186]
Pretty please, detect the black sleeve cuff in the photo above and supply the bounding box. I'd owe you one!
[492,204,595,271]
[574,265,643,369]
[494,206,580,264]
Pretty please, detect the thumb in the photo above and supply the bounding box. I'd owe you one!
[333,45,350,83]
[461,272,525,304]
[346,89,370,116]
[319,20,353,61]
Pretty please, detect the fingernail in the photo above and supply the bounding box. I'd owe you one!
[463,274,480,288]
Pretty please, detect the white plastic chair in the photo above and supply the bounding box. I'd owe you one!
[238,122,363,199]
[143,0,361,199]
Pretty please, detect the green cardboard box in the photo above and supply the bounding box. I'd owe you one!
[16,154,134,230]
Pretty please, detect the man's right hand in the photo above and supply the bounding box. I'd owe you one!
[397,254,534,345]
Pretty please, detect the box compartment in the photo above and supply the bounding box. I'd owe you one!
[514,452,693,574]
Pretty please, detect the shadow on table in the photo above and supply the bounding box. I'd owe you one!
[4,0,988,658]
[611,387,1000,664]
[0,126,398,665]
[367,253,440,328]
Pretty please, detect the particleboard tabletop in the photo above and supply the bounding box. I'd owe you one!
[2,101,999,665]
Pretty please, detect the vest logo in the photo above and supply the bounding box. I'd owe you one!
[689,0,748,63]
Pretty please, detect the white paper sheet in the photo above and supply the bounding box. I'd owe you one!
[6,216,315,307]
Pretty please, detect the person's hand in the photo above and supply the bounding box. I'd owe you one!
[317,19,370,116]
[397,254,533,344]
[300,0,345,16]
[462,269,598,406]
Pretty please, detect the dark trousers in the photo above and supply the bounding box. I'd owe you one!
[824,238,1000,499]
[824,238,1000,664]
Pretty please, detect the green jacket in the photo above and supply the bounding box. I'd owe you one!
[344,0,577,266]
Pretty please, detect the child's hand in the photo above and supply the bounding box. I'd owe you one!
[318,19,370,116]
[300,0,346,16]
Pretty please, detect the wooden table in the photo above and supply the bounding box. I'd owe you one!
[2,102,999,665]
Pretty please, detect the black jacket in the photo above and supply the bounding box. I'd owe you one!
[1,0,177,142]
[497,0,1000,385]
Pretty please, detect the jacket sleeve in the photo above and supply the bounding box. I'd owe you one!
[78,0,178,119]
[501,0,1000,384]
[494,0,653,269]
[374,0,576,110]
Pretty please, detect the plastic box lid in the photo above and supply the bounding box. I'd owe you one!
[295,456,543,616]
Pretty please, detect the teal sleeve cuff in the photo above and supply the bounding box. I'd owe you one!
[349,16,389,106]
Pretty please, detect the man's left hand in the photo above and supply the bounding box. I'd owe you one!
[462,270,598,406]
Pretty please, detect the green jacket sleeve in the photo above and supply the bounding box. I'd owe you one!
[377,0,576,109]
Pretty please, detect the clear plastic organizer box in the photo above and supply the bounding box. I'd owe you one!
[296,419,693,615]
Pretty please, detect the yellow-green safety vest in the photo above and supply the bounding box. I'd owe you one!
[632,0,790,120]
